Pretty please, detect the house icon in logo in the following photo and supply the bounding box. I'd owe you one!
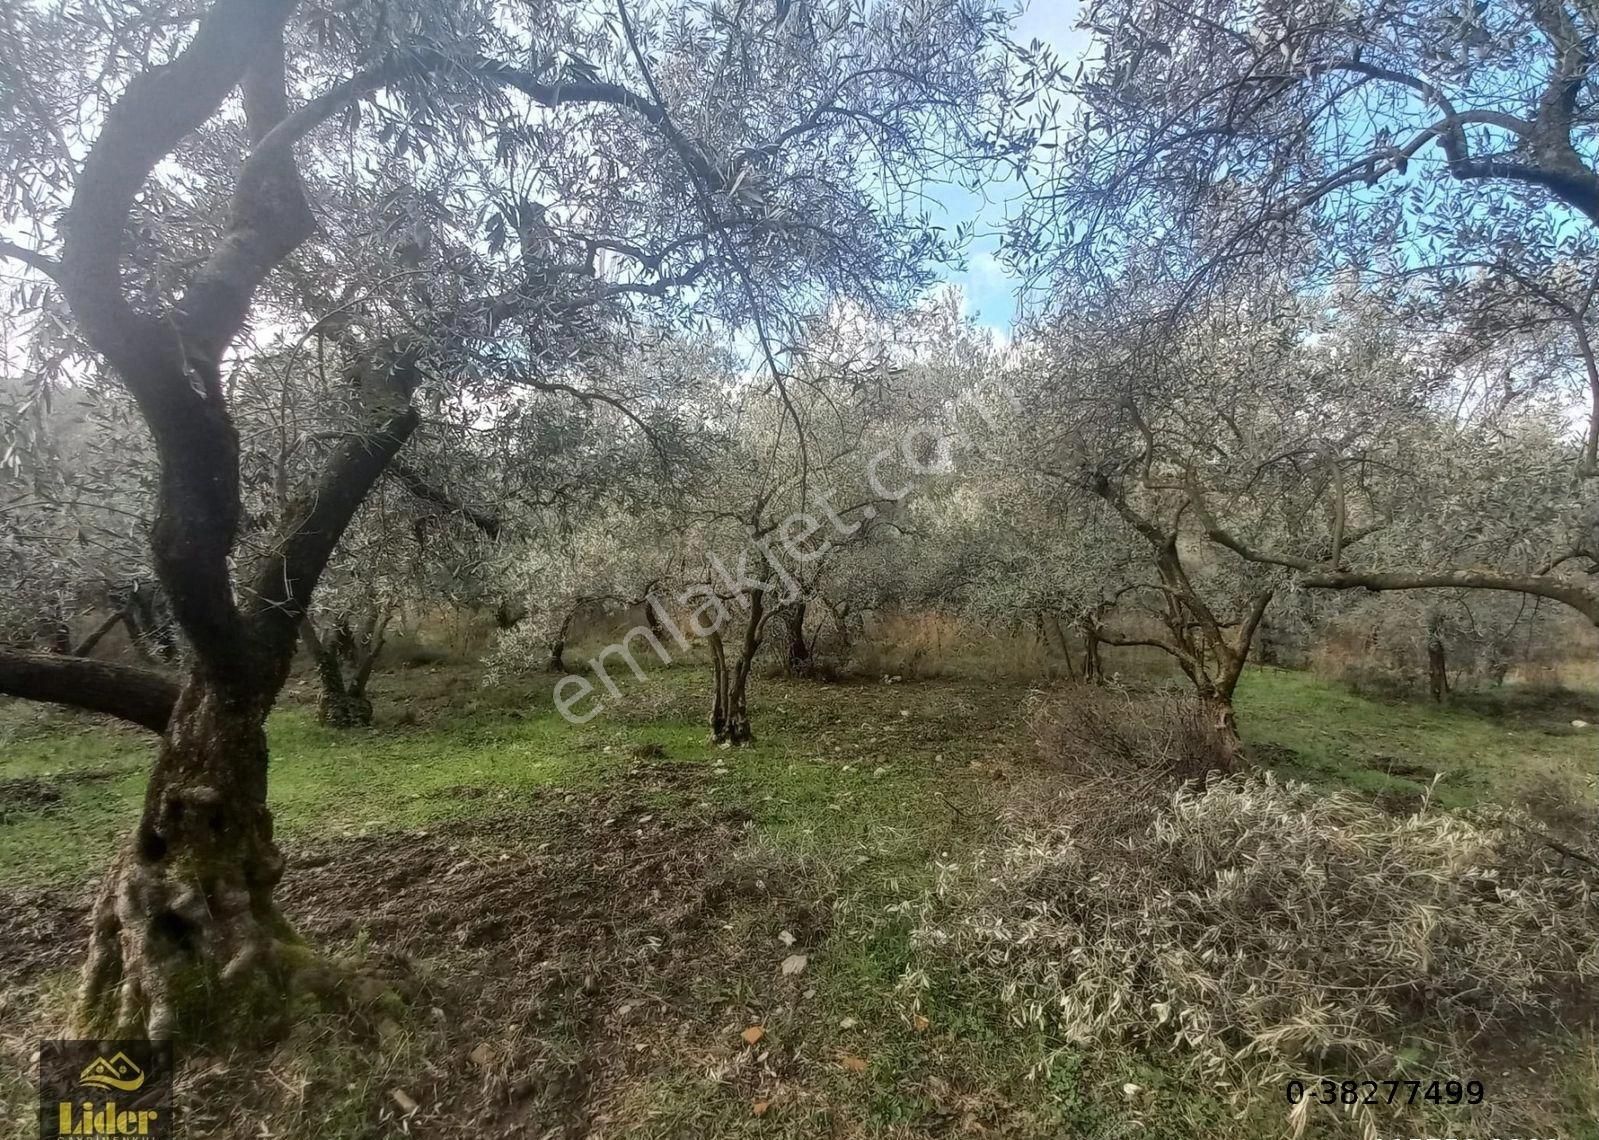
[78,1052,145,1093]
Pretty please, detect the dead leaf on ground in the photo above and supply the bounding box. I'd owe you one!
[742,1025,766,1045]
[780,953,808,976]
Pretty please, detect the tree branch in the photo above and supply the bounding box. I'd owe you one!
[174,24,316,365]
[71,611,125,658]
[59,0,298,363]
[388,461,502,539]
[1298,567,1599,626]
[0,240,61,281]
[0,649,179,733]
[245,350,423,671]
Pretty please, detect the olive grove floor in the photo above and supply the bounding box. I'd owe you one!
[0,663,1594,1139]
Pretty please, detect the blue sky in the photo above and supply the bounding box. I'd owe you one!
[934,0,1090,331]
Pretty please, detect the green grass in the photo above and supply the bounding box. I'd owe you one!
[0,703,615,887]
[1238,666,1598,812]
[0,664,1013,887]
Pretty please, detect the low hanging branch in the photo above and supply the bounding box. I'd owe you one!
[0,649,179,734]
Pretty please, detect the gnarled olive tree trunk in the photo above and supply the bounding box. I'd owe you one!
[79,679,292,1038]
[70,367,417,1036]
[300,610,389,728]
[1196,686,1242,769]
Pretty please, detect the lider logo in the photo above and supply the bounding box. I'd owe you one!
[37,1040,174,1138]
[77,1053,146,1093]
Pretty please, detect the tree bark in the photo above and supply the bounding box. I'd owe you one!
[78,677,297,1040]
[300,620,373,728]
[0,650,178,733]
[782,601,812,676]
[1199,690,1242,770]
[1427,635,1449,703]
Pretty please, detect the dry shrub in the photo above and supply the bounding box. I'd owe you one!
[850,610,1045,680]
[1514,768,1599,844]
[384,630,456,668]
[1030,683,1228,787]
[906,774,1599,1133]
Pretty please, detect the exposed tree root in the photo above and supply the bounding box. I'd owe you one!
[74,794,311,1041]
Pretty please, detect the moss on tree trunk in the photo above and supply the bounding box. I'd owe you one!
[77,680,308,1040]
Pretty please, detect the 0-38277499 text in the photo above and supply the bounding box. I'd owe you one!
[1286,1078,1484,1107]
[1286,1079,1556,1140]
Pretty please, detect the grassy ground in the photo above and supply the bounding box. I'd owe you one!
[1240,666,1599,815]
[0,661,1595,1139]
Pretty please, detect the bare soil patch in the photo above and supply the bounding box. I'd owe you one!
[2,757,828,1138]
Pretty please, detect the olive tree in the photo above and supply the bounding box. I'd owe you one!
[0,0,1018,1038]
[1019,0,1599,636]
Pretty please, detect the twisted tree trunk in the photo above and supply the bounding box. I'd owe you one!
[79,677,296,1039]
[782,601,812,676]
[708,586,767,744]
[1198,687,1242,769]
[300,619,374,727]
[72,364,417,1034]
